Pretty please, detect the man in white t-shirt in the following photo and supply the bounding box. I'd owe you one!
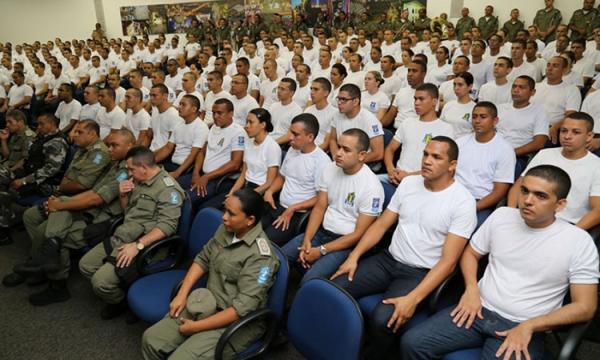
[177,98,245,209]
[262,113,331,246]
[478,56,513,105]
[148,84,183,151]
[293,64,311,109]
[497,75,549,175]
[456,102,515,226]
[259,59,281,109]
[95,87,126,140]
[402,165,599,360]
[330,84,384,168]
[172,72,203,110]
[234,57,260,101]
[283,128,383,285]
[6,71,33,112]
[381,60,426,129]
[508,112,600,232]
[201,71,233,126]
[54,83,82,134]
[79,86,101,122]
[268,78,302,145]
[230,73,259,127]
[304,77,336,151]
[581,90,600,153]
[123,88,151,146]
[154,95,208,178]
[165,59,183,94]
[507,40,538,84]
[333,137,477,360]
[384,83,454,185]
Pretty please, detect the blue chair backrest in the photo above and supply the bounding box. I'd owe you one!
[381,181,396,209]
[177,196,193,242]
[267,246,289,319]
[287,279,364,360]
[187,208,223,258]
[383,128,394,148]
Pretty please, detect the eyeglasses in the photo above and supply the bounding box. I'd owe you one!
[336,96,356,103]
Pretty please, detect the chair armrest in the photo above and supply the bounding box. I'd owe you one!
[214,308,278,360]
[557,320,592,360]
[293,211,311,235]
[215,172,239,192]
[428,267,461,314]
[170,280,183,301]
[136,235,185,275]
[108,215,124,234]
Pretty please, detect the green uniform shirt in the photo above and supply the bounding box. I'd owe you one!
[4,128,35,167]
[456,16,476,40]
[413,17,431,39]
[89,159,129,218]
[502,20,525,42]
[569,8,600,41]
[478,16,499,40]
[396,19,413,34]
[64,139,110,189]
[194,223,280,317]
[113,168,184,244]
[534,7,563,42]
[214,27,230,42]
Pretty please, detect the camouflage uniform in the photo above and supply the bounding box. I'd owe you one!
[478,16,499,40]
[569,8,599,41]
[79,168,184,304]
[0,127,36,189]
[533,7,563,43]
[413,17,432,40]
[456,16,476,40]
[502,20,525,42]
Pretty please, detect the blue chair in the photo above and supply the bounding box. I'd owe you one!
[381,180,396,209]
[127,207,222,323]
[214,245,289,360]
[286,279,364,360]
[383,128,394,148]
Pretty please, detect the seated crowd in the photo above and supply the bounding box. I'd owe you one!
[1,1,600,359]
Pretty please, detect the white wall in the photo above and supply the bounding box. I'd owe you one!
[428,0,580,28]
[0,0,97,44]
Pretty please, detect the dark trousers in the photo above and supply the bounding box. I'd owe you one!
[177,174,235,212]
[261,204,305,246]
[333,250,429,360]
[200,181,258,211]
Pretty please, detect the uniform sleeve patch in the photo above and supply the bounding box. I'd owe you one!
[169,191,180,204]
[237,136,245,146]
[257,266,271,285]
[116,171,128,182]
[372,198,381,212]
[92,153,104,164]
[372,125,380,134]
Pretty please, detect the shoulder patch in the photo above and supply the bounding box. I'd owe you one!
[256,237,271,256]
[257,266,271,285]
[163,177,175,187]
[116,170,128,182]
[92,152,104,165]
[237,135,245,146]
[169,191,180,204]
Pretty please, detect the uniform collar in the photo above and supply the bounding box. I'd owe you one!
[139,168,165,186]
[85,138,103,152]
[224,222,264,247]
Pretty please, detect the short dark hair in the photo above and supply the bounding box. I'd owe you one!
[565,111,594,132]
[280,77,297,92]
[79,119,100,136]
[516,75,535,90]
[339,83,361,101]
[412,59,427,73]
[473,101,498,118]
[455,71,474,86]
[291,113,319,138]
[331,63,347,78]
[181,94,200,111]
[312,77,332,93]
[233,187,265,225]
[6,109,27,123]
[431,136,458,161]
[100,86,116,100]
[151,83,169,95]
[249,108,273,132]
[525,165,571,200]
[38,112,60,127]
[415,83,439,99]
[214,98,233,112]
[342,128,369,152]
[60,82,75,97]
[126,145,157,167]
[497,56,513,68]
[236,57,250,66]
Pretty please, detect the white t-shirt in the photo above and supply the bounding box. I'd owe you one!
[54,99,82,130]
[394,118,454,172]
[88,66,106,86]
[469,60,492,91]
[124,108,151,140]
[523,148,600,224]
[293,83,310,110]
[439,80,457,103]
[169,118,209,165]
[95,105,126,139]
[425,63,452,86]
[243,136,281,185]
[232,94,259,127]
[7,84,33,108]
[380,73,403,100]
[361,90,390,116]
[304,103,336,146]
[173,90,203,110]
[79,102,101,121]
[149,106,184,151]
[392,86,417,128]
[165,73,183,92]
[268,101,303,140]
[387,175,477,269]
[279,147,331,209]
[202,90,233,126]
[456,133,516,199]
[114,87,126,105]
[477,81,511,105]
[440,100,476,139]
[507,61,538,84]
[472,207,599,323]
[203,122,246,174]
[332,108,383,140]
[259,77,280,109]
[531,81,582,126]
[497,102,549,148]
[344,70,366,91]
[581,90,600,134]
[319,163,384,235]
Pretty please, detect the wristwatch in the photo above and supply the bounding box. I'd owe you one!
[319,245,328,256]
[136,241,145,251]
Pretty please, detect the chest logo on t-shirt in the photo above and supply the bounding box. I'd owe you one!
[423,133,433,144]
[217,137,225,146]
[344,192,356,208]
[462,113,471,122]
[369,101,377,111]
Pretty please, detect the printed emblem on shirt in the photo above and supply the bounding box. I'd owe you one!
[257,266,271,285]
[423,133,433,144]
[371,125,380,135]
[217,137,225,146]
[371,198,381,212]
[237,136,245,146]
[369,101,377,111]
[344,192,356,208]
[169,191,180,204]
[92,153,104,164]
[462,113,470,121]
[116,170,128,182]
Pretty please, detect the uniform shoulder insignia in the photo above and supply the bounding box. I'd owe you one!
[163,177,175,187]
[116,170,129,182]
[25,129,35,137]
[92,152,104,165]
[169,191,180,204]
[256,237,271,256]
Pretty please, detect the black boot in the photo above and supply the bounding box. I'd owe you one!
[28,279,70,306]
[13,237,62,275]
[0,226,12,246]
[2,272,26,287]
[101,300,128,320]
